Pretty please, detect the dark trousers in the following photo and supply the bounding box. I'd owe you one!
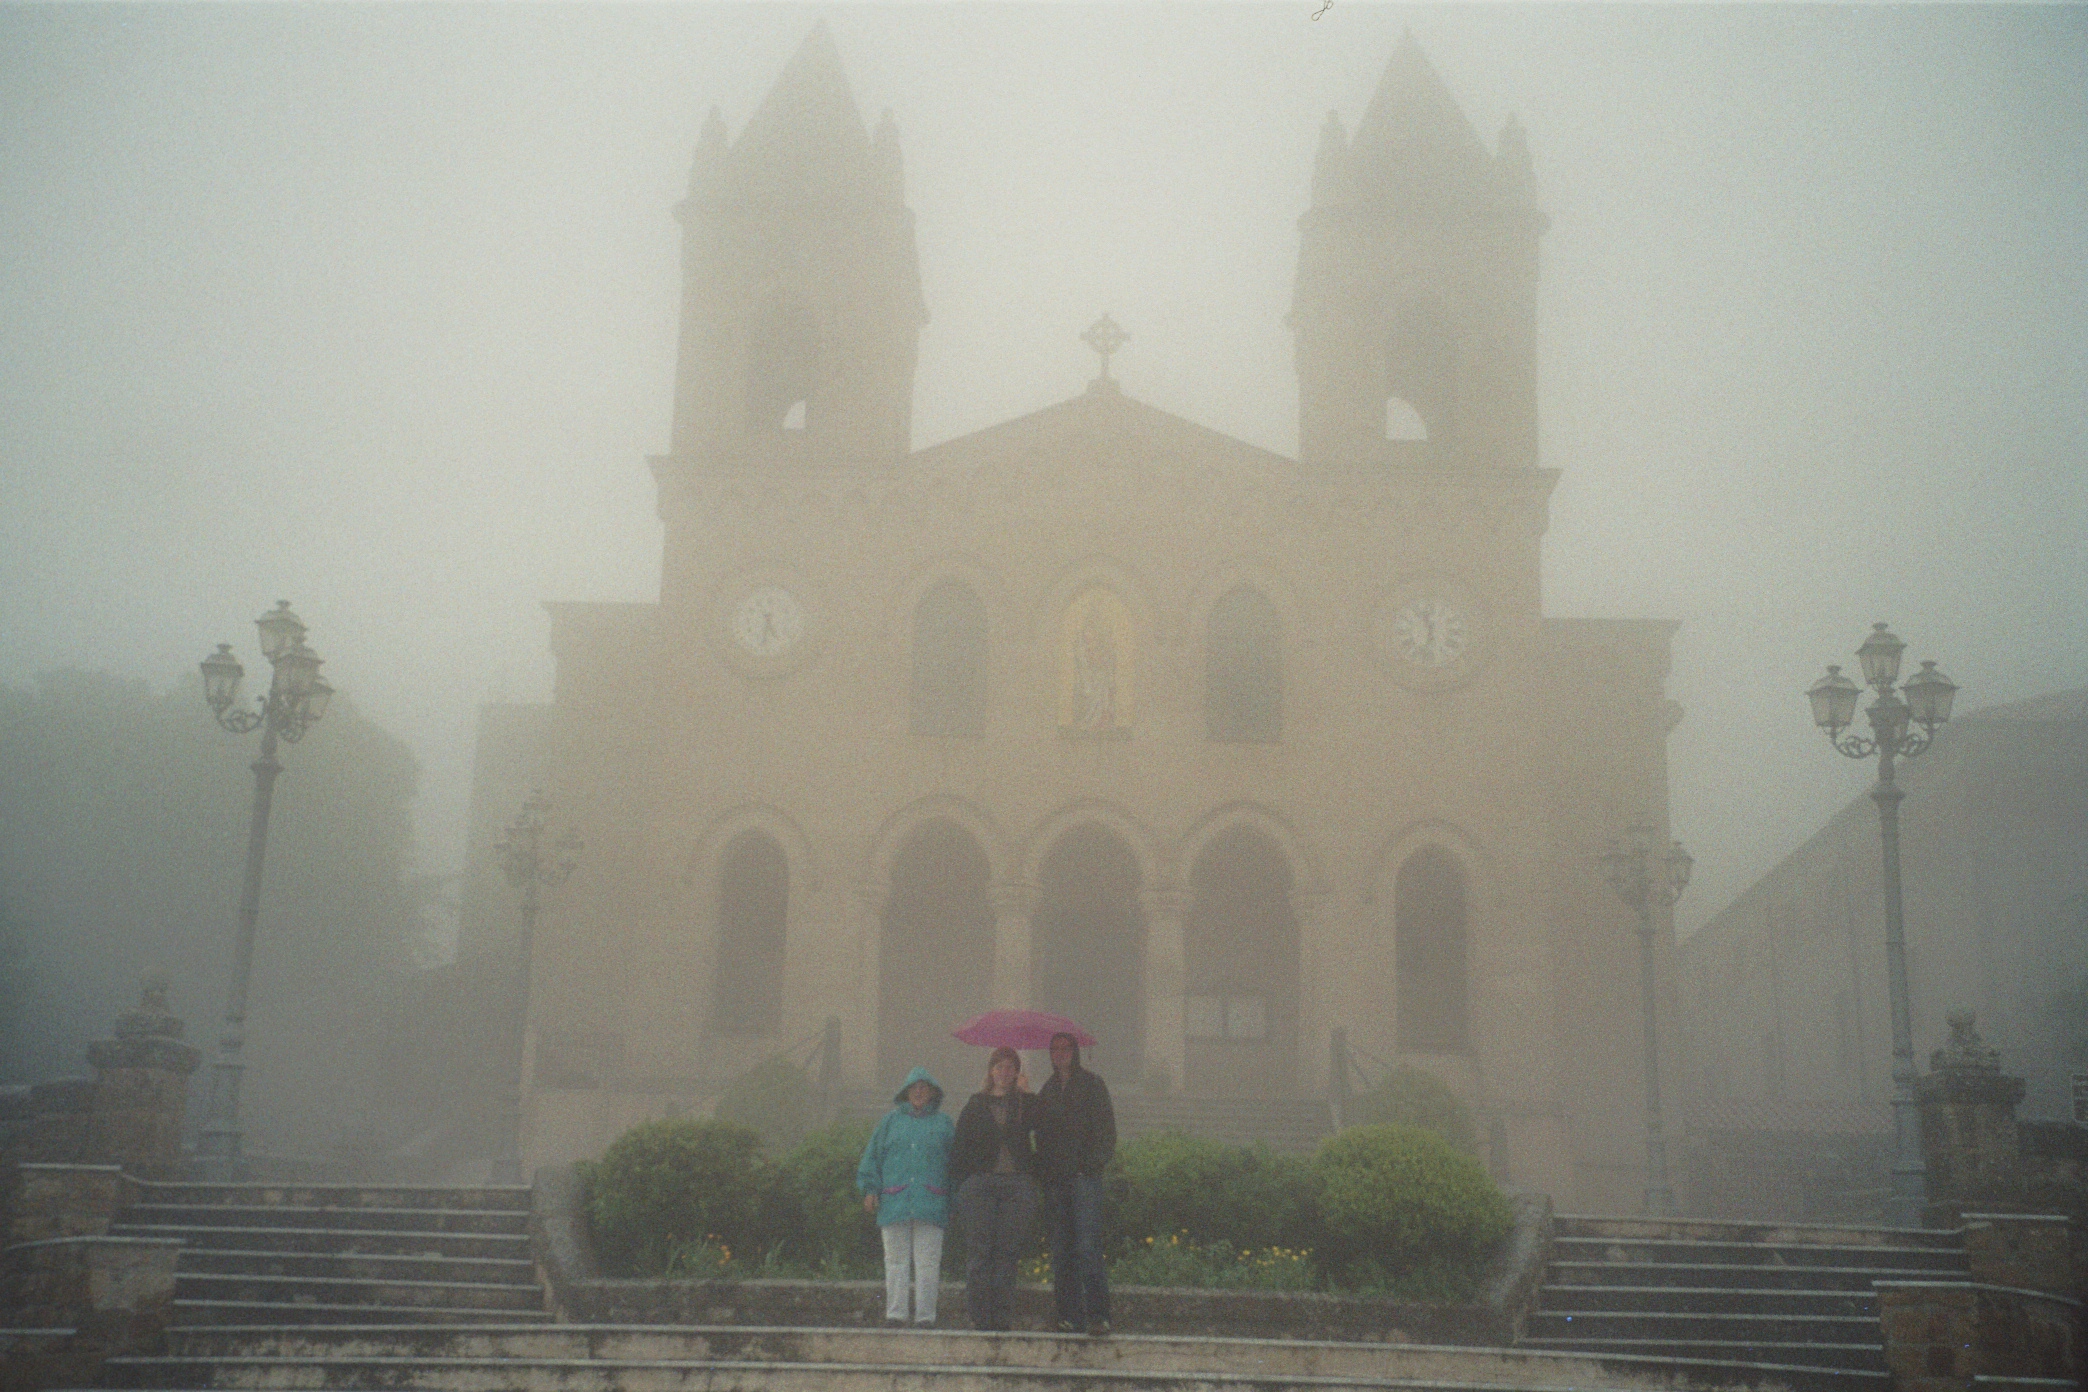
[958,1172,1038,1330]
[1046,1174,1109,1330]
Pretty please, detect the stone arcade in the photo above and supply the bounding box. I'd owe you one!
[464,26,1682,1211]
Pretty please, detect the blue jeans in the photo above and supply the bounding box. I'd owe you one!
[1047,1174,1109,1329]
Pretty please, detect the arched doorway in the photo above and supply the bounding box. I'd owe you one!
[1030,826,1144,1079]
[1395,846,1470,1054]
[879,821,995,1092]
[1183,826,1300,1095]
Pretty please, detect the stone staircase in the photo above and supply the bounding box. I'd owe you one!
[1517,1214,1974,1389]
[105,1180,549,1327]
[83,1321,1802,1391]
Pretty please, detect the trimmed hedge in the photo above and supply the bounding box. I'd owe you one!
[585,1117,765,1274]
[585,1115,1514,1295]
[1106,1131,1312,1256]
[1343,1065,1478,1154]
[1312,1123,1512,1295]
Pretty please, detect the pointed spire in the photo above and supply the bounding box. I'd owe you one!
[728,20,872,202]
[1348,30,1490,207]
[1492,112,1538,208]
[871,107,905,203]
[1310,109,1348,208]
[687,105,729,196]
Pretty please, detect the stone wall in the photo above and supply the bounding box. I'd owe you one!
[1878,1280,2082,1392]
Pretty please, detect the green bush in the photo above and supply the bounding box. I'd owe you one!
[714,1056,818,1155]
[1107,1131,1312,1256]
[1344,1066,1477,1154]
[769,1117,881,1275]
[1312,1123,1511,1297]
[586,1117,766,1275]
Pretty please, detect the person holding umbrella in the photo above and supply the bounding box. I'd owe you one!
[949,1045,1039,1331]
[857,1066,954,1326]
[1037,1030,1115,1335]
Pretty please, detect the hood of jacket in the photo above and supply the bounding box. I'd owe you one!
[892,1064,945,1111]
[1050,1032,1083,1075]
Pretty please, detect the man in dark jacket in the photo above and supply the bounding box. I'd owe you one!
[1035,1031,1115,1335]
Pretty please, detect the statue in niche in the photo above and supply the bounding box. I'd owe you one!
[1059,588,1133,734]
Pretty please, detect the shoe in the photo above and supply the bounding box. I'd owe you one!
[1055,1320,1079,1334]
[1087,1321,1111,1337]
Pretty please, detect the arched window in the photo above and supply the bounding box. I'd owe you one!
[1395,847,1469,1053]
[745,305,820,433]
[910,580,987,737]
[1204,586,1282,742]
[713,831,787,1035]
[1384,299,1457,446]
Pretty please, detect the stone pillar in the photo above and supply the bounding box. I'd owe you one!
[988,883,1036,1009]
[1912,1011,2025,1216]
[83,974,201,1178]
[1139,889,1188,1095]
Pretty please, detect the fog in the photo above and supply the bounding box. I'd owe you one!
[3,3,2083,947]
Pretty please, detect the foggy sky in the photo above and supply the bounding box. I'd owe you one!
[3,3,2083,945]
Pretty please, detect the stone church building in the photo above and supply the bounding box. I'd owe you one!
[465,25,1683,1210]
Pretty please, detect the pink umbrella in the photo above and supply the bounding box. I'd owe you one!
[952,1009,1096,1051]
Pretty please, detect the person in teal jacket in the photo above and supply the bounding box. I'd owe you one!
[857,1065,955,1325]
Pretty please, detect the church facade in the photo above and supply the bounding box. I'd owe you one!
[481,27,1683,1210]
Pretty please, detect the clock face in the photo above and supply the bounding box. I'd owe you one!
[1390,596,1470,669]
[731,586,804,657]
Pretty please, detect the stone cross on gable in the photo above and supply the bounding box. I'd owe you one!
[1082,314,1129,382]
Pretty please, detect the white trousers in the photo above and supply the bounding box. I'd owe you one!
[880,1219,944,1323]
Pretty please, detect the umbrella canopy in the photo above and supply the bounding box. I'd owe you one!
[952,1009,1095,1051]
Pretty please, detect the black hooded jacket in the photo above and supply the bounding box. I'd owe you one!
[1035,1039,1116,1182]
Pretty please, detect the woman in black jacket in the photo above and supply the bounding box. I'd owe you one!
[948,1046,1039,1331]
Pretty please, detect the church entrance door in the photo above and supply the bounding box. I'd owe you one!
[878,821,994,1094]
[1183,826,1300,1096]
[1029,826,1145,1082]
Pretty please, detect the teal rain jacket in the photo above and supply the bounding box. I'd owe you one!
[856,1066,955,1228]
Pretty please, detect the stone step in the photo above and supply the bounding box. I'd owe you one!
[166,1301,556,1328]
[173,1274,546,1313]
[1552,1214,1962,1251]
[1524,1308,1880,1343]
[132,1184,532,1215]
[1548,1235,1967,1272]
[1541,1260,1909,1292]
[113,1225,531,1261]
[1520,1337,1888,1374]
[94,1324,1887,1392]
[1538,1284,1878,1318]
[176,1250,538,1286]
[115,1205,529,1236]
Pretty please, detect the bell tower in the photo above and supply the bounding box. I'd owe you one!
[668,22,927,464]
[1291,34,1546,470]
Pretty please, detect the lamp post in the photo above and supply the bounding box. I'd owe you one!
[196,601,334,1179]
[1807,622,1957,1227]
[1600,825,1692,1217]
[491,791,580,1185]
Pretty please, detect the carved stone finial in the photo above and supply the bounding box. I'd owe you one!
[1931,1009,2000,1073]
[114,970,183,1040]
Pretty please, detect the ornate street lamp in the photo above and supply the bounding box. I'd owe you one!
[1807,621,1957,1227]
[1600,825,1692,1216]
[491,791,580,1185]
[196,601,334,1179]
